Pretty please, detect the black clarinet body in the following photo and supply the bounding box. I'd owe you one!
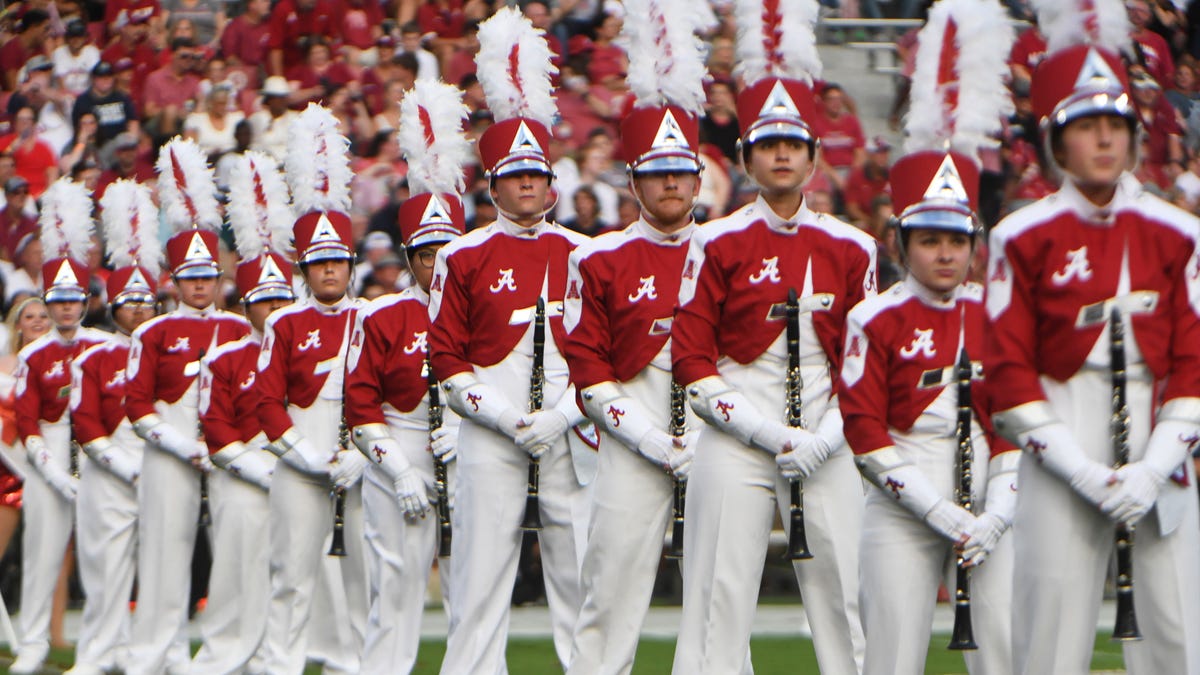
[948,348,978,651]
[328,416,348,557]
[1110,307,1141,641]
[197,348,212,527]
[665,382,687,560]
[428,357,452,557]
[783,288,814,561]
[519,298,546,532]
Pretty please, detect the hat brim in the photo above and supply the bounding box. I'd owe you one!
[491,156,554,178]
[1049,90,1135,129]
[44,288,87,303]
[898,202,977,236]
[743,118,815,147]
[630,153,702,176]
[174,263,221,279]
[244,286,296,304]
[299,246,354,265]
[112,290,157,307]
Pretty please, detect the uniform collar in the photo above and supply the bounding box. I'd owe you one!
[754,194,814,234]
[495,213,548,239]
[177,302,215,319]
[633,216,693,246]
[411,284,430,306]
[50,325,81,345]
[306,294,354,315]
[1060,172,1140,225]
[904,275,959,310]
[111,331,132,346]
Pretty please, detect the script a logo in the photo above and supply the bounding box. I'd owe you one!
[628,276,658,303]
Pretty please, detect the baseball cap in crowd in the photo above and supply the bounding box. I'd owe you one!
[25,55,52,73]
[114,57,135,73]
[18,9,49,33]
[376,35,396,49]
[363,231,393,253]
[867,136,892,154]
[5,177,29,194]
[261,76,291,98]
[374,250,405,268]
[92,61,115,77]
[65,18,87,38]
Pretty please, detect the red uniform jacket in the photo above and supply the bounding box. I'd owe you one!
[126,306,249,424]
[428,216,590,381]
[256,296,358,441]
[71,335,133,445]
[563,218,691,389]
[672,196,878,386]
[985,176,1200,412]
[345,288,436,425]
[17,327,108,440]
[200,334,263,452]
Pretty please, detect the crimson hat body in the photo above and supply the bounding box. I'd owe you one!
[166,229,221,279]
[398,193,465,250]
[293,210,354,264]
[1031,45,1133,130]
[736,77,818,146]
[478,118,553,177]
[620,105,701,174]
[236,252,295,304]
[42,257,90,303]
[107,265,158,306]
[890,150,980,235]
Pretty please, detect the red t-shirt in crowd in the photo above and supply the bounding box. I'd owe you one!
[142,67,201,112]
[267,0,337,73]
[0,40,33,86]
[813,110,865,171]
[334,0,383,50]
[843,165,890,216]
[1009,27,1047,75]
[221,14,272,64]
[418,0,466,39]
[1135,28,1175,90]
[0,135,58,197]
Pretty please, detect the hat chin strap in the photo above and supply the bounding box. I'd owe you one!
[495,190,559,226]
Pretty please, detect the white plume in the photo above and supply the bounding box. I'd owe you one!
[1034,0,1131,55]
[227,151,295,260]
[904,0,1014,157]
[38,178,95,261]
[622,0,709,115]
[734,0,822,86]
[475,7,558,126]
[399,79,473,196]
[156,137,222,233]
[285,104,353,215]
[99,179,163,277]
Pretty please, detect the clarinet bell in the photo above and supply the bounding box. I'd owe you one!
[783,515,814,560]
[947,604,978,650]
[519,494,543,531]
[328,531,347,557]
[1112,582,1142,641]
[665,518,684,560]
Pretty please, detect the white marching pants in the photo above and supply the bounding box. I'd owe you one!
[568,433,674,675]
[859,491,1013,675]
[16,422,75,658]
[190,469,272,674]
[439,420,589,675]
[126,446,202,675]
[262,461,367,675]
[360,437,453,675]
[1014,369,1200,675]
[672,427,865,675]
[73,453,139,672]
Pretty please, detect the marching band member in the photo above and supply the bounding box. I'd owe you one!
[125,138,250,675]
[67,181,160,675]
[563,0,705,670]
[670,1,876,672]
[841,3,1016,672]
[430,9,593,672]
[988,1,1200,672]
[11,179,108,675]
[190,151,294,674]
[258,104,368,675]
[345,78,467,674]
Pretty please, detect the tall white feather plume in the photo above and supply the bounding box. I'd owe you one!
[904,0,1014,157]
[227,151,294,259]
[475,7,558,126]
[399,80,473,196]
[734,0,822,86]
[622,0,709,115]
[156,137,222,233]
[38,178,95,261]
[99,179,163,277]
[285,104,353,215]
[1034,0,1131,55]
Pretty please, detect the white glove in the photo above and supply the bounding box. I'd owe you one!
[132,415,206,464]
[226,451,274,491]
[329,450,368,489]
[394,465,431,518]
[961,512,1007,567]
[1101,462,1165,525]
[430,426,457,463]
[515,409,569,459]
[274,429,332,475]
[774,428,834,480]
[81,438,140,485]
[668,430,698,481]
[925,499,976,543]
[1067,461,1118,509]
[25,435,79,501]
[636,429,674,469]
[442,372,523,439]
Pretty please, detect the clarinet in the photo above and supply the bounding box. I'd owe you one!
[197,348,212,528]
[518,298,546,532]
[948,348,978,650]
[69,435,80,479]
[1110,307,1142,641]
[664,382,687,560]
[427,356,452,557]
[328,414,348,557]
[783,288,814,561]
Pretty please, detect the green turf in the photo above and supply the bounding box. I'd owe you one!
[0,634,1131,673]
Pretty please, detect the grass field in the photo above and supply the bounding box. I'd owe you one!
[0,634,1130,673]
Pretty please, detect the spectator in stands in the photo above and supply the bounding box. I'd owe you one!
[0,177,36,262]
[866,195,903,291]
[805,188,836,216]
[105,0,163,39]
[58,112,100,175]
[1132,68,1185,189]
[8,58,75,157]
[214,119,253,190]
[286,38,357,108]
[143,39,203,144]
[1175,151,1200,210]
[0,9,50,91]
[701,80,739,165]
[441,19,481,90]
[96,132,156,199]
[843,136,891,224]
[221,0,272,69]
[706,35,736,85]
[248,76,296,162]
[418,0,469,64]
[558,142,619,228]
[523,1,564,67]
[890,24,920,130]
[1008,22,1047,91]
[0,107,59,198]
[164,0,227,49]
[52,19,100,98]
[372,80,407,133]
[399,21,440,80]
[73,61,138,151]
[695,146,732,222]
[587,12,626,85]
[1130,0,1176,89]
[561,186,608,235]
[468,188,496,230]
[351,129,407,225]
[4,233,41,304]
[813,82,866,193]
[267,0,337,76]
[100,12,157,104]
[184,84,245,159]
[334,0,386,64]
